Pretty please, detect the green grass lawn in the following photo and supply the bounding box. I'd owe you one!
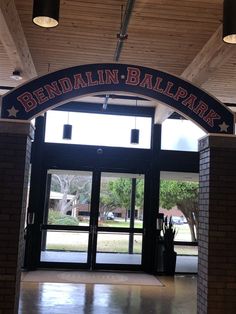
[98,220,143,228]
[47,234,142,254]
[45,221,197,255]
[78,219,143,228]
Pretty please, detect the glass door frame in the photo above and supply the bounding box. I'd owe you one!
[40,168,97,269]
[93,171,145,271]
[39,168,147,272]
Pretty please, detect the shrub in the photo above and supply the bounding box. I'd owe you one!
[48,209,79,226]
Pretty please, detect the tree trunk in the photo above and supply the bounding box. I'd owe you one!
[193,208,199,238]
[187,218,197,242]
[177,201,198,242]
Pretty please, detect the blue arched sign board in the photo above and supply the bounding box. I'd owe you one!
[0,63,234,134]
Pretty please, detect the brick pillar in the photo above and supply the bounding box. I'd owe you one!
[198,135,236,314]
[0,121,34,314]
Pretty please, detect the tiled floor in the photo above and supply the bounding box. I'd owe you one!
[19,275,197,313]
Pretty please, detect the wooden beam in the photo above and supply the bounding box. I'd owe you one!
[155,25,236,122]
[0,0,37,79]
[216,95,236,104]
[181,24,236,85]
[154,103,174,124]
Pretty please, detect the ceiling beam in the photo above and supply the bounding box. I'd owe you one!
[181,24,236,85]
[154,103,174,124]
[155,24,236,123]
[0,0,37,79]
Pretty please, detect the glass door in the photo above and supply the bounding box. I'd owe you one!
[94,172,144,270]
[40,169,94,267]
[40,169,145,270]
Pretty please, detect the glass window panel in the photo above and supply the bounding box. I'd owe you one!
[45,170,92,226]
[96,232,142,265]
[40,230,89,263]
[159,176,199,243]
[99,172,144,229]
[175,245,198,273]
[45,110,152,149]
[161,119,206,152]
[96,232,142,254]
[174,245,198,256]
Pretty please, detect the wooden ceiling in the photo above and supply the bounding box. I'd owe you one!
[0,0,236,118]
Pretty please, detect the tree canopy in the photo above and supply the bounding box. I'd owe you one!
[50,174,91,214]
[160,180,199,241]
[100,178,144,219]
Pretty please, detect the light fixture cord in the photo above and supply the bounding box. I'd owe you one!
[67,112,70,124]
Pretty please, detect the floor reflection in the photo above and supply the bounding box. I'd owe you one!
[19,275,197,314]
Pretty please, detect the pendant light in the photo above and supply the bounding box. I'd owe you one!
[63,112,72,140]
[33,0,60,28]
[130,99,140,144]
[223,0,236,44]
[10,70,23,81]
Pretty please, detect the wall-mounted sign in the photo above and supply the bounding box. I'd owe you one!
[0,63,234,134]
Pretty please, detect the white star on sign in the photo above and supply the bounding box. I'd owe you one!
[219,121,229,133]
[7,106,19,118]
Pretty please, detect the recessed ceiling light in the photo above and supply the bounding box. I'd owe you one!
[10,70,23,81]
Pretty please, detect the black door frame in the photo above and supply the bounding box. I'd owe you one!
[92,170,145,271]
[39,167,147,271]
[24,112,199,274]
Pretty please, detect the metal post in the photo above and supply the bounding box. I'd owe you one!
[129,178,136,254]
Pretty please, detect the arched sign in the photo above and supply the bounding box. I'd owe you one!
[0,63,234,134]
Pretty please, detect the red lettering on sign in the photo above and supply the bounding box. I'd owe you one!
[58,77,73,93]
[203,109,221,127]
[153,77,164,93]
[74,74,87,89]
[44,81,62,99]
[182,94,197,110]
[33,88,49,104]
[173,87,188,101]
[163,81,174,98]
[194,101,208,118]
[97,70,105,84]
[86,72,98,86]
[105,70,119,84]
[139,74,153,89]
[126,67,140,85]
[17,92,37,112]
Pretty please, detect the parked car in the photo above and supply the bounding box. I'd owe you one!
[106,212,115,220]
[171,216,186,225]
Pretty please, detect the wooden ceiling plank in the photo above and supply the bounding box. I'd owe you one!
[181,24,236,86]
[157,24,236,122]
[0,0,36,79]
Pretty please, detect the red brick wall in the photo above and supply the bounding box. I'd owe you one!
[198,135,236,314]
[0,122,33,314]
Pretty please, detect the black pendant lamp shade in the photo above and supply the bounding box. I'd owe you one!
[130,99,140,144]
[63,124,72,140]
[33,0,60,28]
[130,128,139,144]
[223,0,236,44]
